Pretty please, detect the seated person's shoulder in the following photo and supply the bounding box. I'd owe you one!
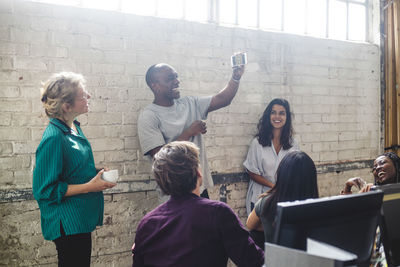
[136,204,166,229]
[198,198,235,214]
[254,195,270,215]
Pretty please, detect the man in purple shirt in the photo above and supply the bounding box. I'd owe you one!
[132,141,264,267]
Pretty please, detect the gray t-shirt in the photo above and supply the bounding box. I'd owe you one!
[254,194,274,243]
[138,96,213,192]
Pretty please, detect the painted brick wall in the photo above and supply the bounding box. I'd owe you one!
[0,0,380,266]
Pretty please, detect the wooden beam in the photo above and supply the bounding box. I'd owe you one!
[386,0,395,150]
[394,1,400,152]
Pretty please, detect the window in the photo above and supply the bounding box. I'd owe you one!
[219,0,237,25]
[30,0,368,42]
[121,0,156,17]
[238,0,258,28]
[82,0,119,11]
[284,0,307,35]
[307,0,327,38]
[185,0,208,22]
[158,0,184,19]
[259,0,282,31]
[329,0,348,40]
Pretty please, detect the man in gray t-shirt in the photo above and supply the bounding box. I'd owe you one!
[138,62,244,199]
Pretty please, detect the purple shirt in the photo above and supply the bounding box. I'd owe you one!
[132,193,264,267]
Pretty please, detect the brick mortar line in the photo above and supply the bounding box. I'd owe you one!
[0,159,373,203]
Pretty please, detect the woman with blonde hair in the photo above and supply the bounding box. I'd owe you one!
[33,72,116,267]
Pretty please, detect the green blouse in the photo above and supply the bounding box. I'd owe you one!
[33,118,104,241]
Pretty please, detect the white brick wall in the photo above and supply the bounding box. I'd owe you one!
[0,0,382,266]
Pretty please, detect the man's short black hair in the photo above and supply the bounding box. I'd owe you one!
[145,63,171,89]
[145,64,158,88]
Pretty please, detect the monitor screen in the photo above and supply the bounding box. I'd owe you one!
[273,190,384,266]
[372,183,400,266]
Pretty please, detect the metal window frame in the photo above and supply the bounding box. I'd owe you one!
[33,0,370,42]
[329,0,369,41]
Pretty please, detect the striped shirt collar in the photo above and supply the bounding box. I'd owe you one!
[49,118,80,134]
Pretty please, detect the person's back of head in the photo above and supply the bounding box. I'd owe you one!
[275,150,319,200]
[262,150,319,220]
[152,141,200,197]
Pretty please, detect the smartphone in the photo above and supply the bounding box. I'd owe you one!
[231,52,247,67]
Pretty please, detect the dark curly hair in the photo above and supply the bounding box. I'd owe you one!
[255,98,294,150]
[152,141,200,196]
[375,152,400,185]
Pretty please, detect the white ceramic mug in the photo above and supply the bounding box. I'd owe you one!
[101,169,119,183]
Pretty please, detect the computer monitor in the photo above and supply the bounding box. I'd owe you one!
[273,190,384,266]
[372,183,400,266]
[264,239,357,267]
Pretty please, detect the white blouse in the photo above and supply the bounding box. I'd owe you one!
[243,137,299,215]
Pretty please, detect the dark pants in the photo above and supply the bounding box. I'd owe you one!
[53,223,92,267]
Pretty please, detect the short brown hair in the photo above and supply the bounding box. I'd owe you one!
[40,72,85,118]
[152,141,200,196]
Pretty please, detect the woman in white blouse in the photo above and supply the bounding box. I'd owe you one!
[244,98,299,216]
